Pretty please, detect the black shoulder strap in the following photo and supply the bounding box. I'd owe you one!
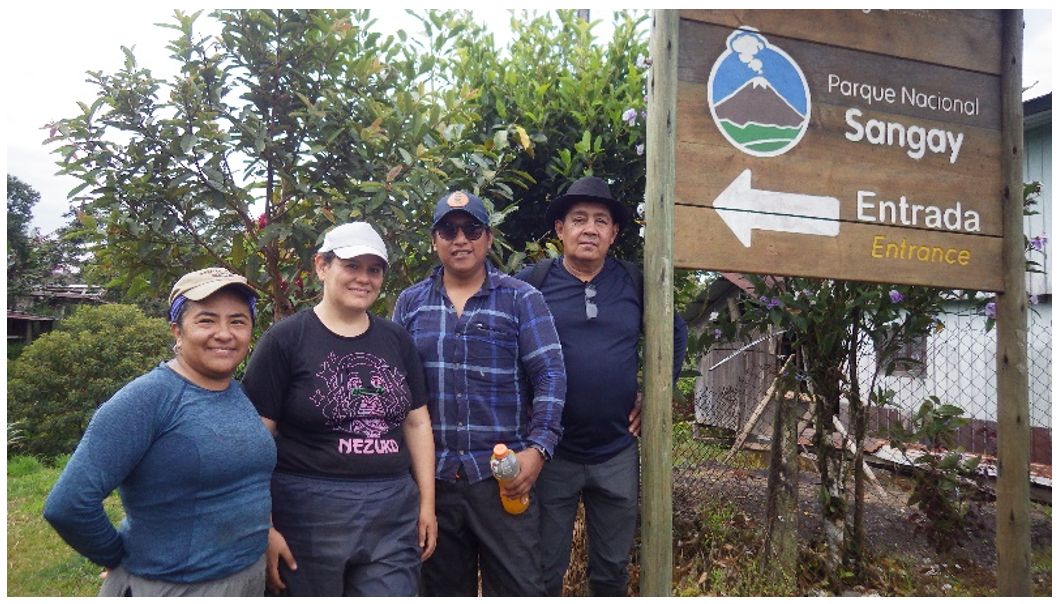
[526,258,555,290]
[616,259,644,305]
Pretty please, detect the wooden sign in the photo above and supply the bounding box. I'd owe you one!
[674,9,1006,291]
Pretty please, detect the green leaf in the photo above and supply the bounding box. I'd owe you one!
[936,404,966,418]
[231,233,246,268]
[575,130,591,154]
[208,191,228,210]
[76,212,98,229]
[493,129,509,150]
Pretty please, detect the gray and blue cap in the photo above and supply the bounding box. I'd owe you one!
[432,190,490,228]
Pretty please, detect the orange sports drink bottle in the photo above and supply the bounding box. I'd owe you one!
[489,443,529,515]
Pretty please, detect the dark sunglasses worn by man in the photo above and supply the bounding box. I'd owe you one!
[435,221,486,241]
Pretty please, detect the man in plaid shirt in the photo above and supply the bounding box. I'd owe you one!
[393,190,566,596]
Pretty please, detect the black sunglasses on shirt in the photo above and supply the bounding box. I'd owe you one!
[584,283,598,320]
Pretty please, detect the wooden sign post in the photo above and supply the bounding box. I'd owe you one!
[996,10,1031,595]
[644,8,1031,594]
[642,9,678,596]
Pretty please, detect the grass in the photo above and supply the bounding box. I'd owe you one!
[719,120,802,153]
[7,455,125,597]
[670,500,796,596]
[669,501,890,596]
[664,497,1050,597]
[672,421,767,470]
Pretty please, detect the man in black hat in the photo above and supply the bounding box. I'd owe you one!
[515,176,687,596]
[394,190,566,596]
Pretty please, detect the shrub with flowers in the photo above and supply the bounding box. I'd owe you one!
[975,181,1046,332]
[690,273,952,589]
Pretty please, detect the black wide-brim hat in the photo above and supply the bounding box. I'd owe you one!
[545,176,630,231]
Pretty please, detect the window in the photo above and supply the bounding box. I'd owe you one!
[877,332,927,379]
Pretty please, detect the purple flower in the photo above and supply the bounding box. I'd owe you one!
[889,289,904,303]
[713,328,722,339]
[1030,233,1048,251]
[760,295,781,309]
[622,108,637,125]
[985,301,996,319]
[636,143,645,156]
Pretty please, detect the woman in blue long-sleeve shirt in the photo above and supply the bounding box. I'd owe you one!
[43,268,276,596]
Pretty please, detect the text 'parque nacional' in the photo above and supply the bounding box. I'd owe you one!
[827,74,981,116]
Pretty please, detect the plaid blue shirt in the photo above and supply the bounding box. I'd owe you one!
[393,262,566,483]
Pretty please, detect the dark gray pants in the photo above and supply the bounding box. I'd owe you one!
[270,471,421,596]
[420,473,544,596]
[536,442,639,596]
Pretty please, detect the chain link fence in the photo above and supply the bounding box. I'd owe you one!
[560,303,1050,593]
[676,303,1052,535]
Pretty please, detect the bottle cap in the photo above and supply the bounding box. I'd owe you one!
[493,443,509,456]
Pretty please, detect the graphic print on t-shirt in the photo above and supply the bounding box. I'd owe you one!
[310,351,411,444]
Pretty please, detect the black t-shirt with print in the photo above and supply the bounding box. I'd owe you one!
[242,309,428,478]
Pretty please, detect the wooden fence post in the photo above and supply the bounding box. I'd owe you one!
[642,7,678,597]
[996,8,1031,596]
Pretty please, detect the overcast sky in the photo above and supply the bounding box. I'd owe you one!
[3,8,1053,235]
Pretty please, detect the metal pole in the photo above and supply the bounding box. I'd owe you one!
[642,8,678,597]
[996,9,1031,596]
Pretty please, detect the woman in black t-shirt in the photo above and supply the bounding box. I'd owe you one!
[242,222,435,596]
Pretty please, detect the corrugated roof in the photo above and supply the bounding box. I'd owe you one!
[7,310,56,321]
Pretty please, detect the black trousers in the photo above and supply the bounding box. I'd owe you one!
[420,474,544,596]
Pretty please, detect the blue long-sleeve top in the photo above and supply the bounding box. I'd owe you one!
[43,363,276,583]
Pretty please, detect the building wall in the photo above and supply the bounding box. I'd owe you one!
[858,300,1052,430]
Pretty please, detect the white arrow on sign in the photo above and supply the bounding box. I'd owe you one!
[714,169,840,247]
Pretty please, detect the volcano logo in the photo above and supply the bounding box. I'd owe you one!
[708,27,811,157]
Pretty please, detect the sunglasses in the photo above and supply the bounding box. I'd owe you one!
[585,283,598,320]
[435,221,487,241]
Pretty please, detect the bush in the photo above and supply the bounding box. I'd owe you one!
[7,304,171,459]
[8,341,29,361]
[7,455,44,478]
[53,453,74,471]
[888,396,986,553]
